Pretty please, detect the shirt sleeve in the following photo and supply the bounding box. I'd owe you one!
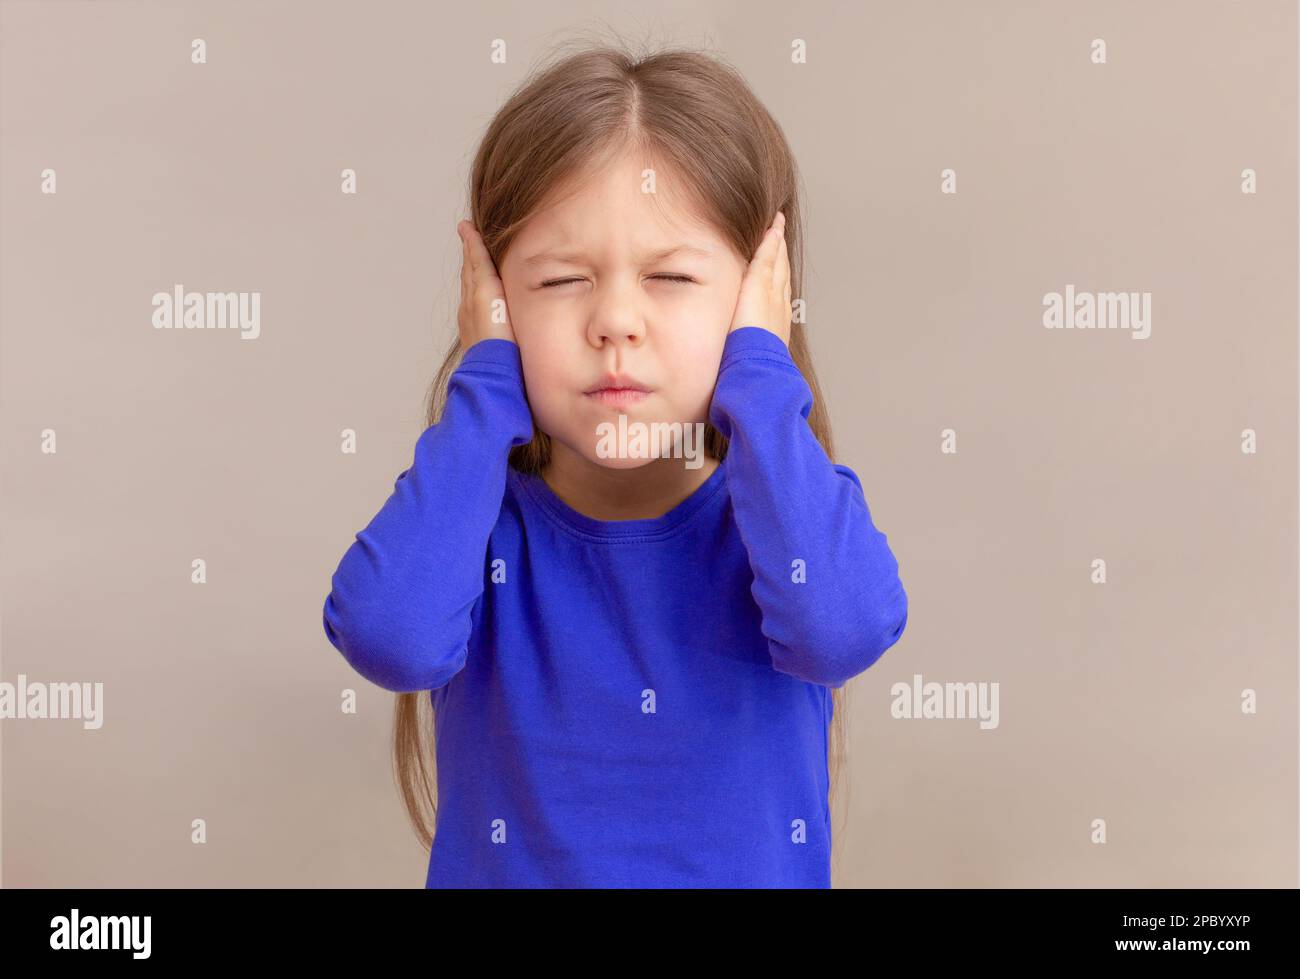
[708,326,908,688]
[321,338,535,693]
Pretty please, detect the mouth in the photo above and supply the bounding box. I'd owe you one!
[584,374,652,406]
[584,387,651,406]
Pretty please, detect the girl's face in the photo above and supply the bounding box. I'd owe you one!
[498,150,747,469]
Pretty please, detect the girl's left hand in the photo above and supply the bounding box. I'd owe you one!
[728,211,791,346]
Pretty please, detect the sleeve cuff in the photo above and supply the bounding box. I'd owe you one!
[720,326,796,371]
[457,337,522,377]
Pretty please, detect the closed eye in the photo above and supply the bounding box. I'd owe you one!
[539,274,697,288]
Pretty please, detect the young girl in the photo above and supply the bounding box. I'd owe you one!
[322,43,908,888]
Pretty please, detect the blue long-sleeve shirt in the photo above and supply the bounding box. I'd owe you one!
[322,326,908,888]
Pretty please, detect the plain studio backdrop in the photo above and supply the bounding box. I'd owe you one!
[0,0,1295,887]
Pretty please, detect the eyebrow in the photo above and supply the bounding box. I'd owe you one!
[521,244,713,266]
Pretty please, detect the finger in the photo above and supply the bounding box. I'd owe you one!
[764,211,788,271]
[459,224,474,294]
[462,223,500,283]
[458,220,486,290]
[752,221,782,273]
[461,221,482,277]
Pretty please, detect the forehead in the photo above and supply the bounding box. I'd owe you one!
[509,151,729,265]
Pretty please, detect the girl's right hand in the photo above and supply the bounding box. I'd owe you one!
[456,219,518,348]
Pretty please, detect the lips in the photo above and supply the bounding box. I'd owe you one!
[585,388,651,406]
[585,372,650,394]
[584,373,652,405]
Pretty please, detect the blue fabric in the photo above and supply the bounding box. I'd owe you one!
[323,326,908,887]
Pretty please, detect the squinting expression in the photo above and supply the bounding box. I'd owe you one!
[498,149,747,469]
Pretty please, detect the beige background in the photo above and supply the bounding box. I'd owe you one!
[2,0,1295,887]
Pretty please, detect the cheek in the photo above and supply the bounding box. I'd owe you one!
[666,306,728,364]
[517,346,569,401]
[657,338,726,415]
[515,345,582,439]
[501,281,537,338]
[698,286,741,352]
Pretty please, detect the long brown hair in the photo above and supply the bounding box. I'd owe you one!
[394,36,850,878]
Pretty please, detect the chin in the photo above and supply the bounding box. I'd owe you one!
[583,451,658,471]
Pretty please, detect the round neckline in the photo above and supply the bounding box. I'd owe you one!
[510,456,729,542]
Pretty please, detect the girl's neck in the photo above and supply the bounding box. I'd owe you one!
[539,441,720,522]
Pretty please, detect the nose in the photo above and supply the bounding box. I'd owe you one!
[588,322,645,349]
[585,280,647,349]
